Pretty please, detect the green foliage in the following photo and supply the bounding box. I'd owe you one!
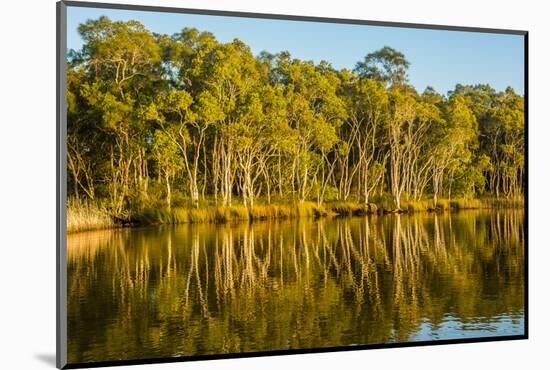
[355,46,410,86]
[66,17,525,226]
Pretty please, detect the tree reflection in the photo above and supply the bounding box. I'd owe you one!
[67,210,524,363]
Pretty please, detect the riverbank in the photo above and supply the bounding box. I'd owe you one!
[66,196,524,234]
[67,199,116,234]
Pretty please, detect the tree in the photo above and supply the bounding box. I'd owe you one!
[273,54,346,203]
[431,95,477,208]
[66,17,525,217]
[151,130,183,208]
[386,87,417,209]
[74,17,162,215]
[339,73,388,204]
[355,46,410,86]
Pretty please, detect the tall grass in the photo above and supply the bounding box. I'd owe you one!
[450,198,484,210]
[401,196,524,212]
[479,196,525,209]
[402,199,432,212]
[67,195,524,233]
[325,201,368,216]
[436,198,450,210]
[133,202,330,225]
[67,198,115,233]
[448,196,523,210]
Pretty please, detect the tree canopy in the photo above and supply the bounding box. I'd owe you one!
[67,17,525,214]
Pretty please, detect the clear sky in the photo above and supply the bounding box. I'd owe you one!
[67,5,525,95]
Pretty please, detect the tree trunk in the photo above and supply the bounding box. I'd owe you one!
[165,172,171,209]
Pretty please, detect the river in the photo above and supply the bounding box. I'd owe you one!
[67,210,525,363]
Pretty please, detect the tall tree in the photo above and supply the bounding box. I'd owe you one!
[339,72,388,204]
[431,95,477,207]
[74,17,162,214]
[66,17,525,216]
[355,46,410,86]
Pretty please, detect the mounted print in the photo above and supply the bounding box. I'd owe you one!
[56,1,528,368]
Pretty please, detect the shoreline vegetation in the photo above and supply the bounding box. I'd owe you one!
[67,196,524,233]
[66,18,525,234]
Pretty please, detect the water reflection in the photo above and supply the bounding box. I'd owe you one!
[67,210,525,364]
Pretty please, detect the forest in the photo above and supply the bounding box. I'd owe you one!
[66,17,525,232]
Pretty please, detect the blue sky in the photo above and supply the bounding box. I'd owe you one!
[67,6,525,95]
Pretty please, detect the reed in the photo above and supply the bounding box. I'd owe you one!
[450,198,484,210]
[480,196,524,209]
[326,201,366,216]
[67,196,525,233]
[436,198,451,210]
[249,204,284,219]
[402,200,432,212]
[295,201,319,217]
[67,198,115,233]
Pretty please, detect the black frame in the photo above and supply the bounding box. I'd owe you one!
[56,1,529,368]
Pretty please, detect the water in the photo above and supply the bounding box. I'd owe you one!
[67,210,525,364]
